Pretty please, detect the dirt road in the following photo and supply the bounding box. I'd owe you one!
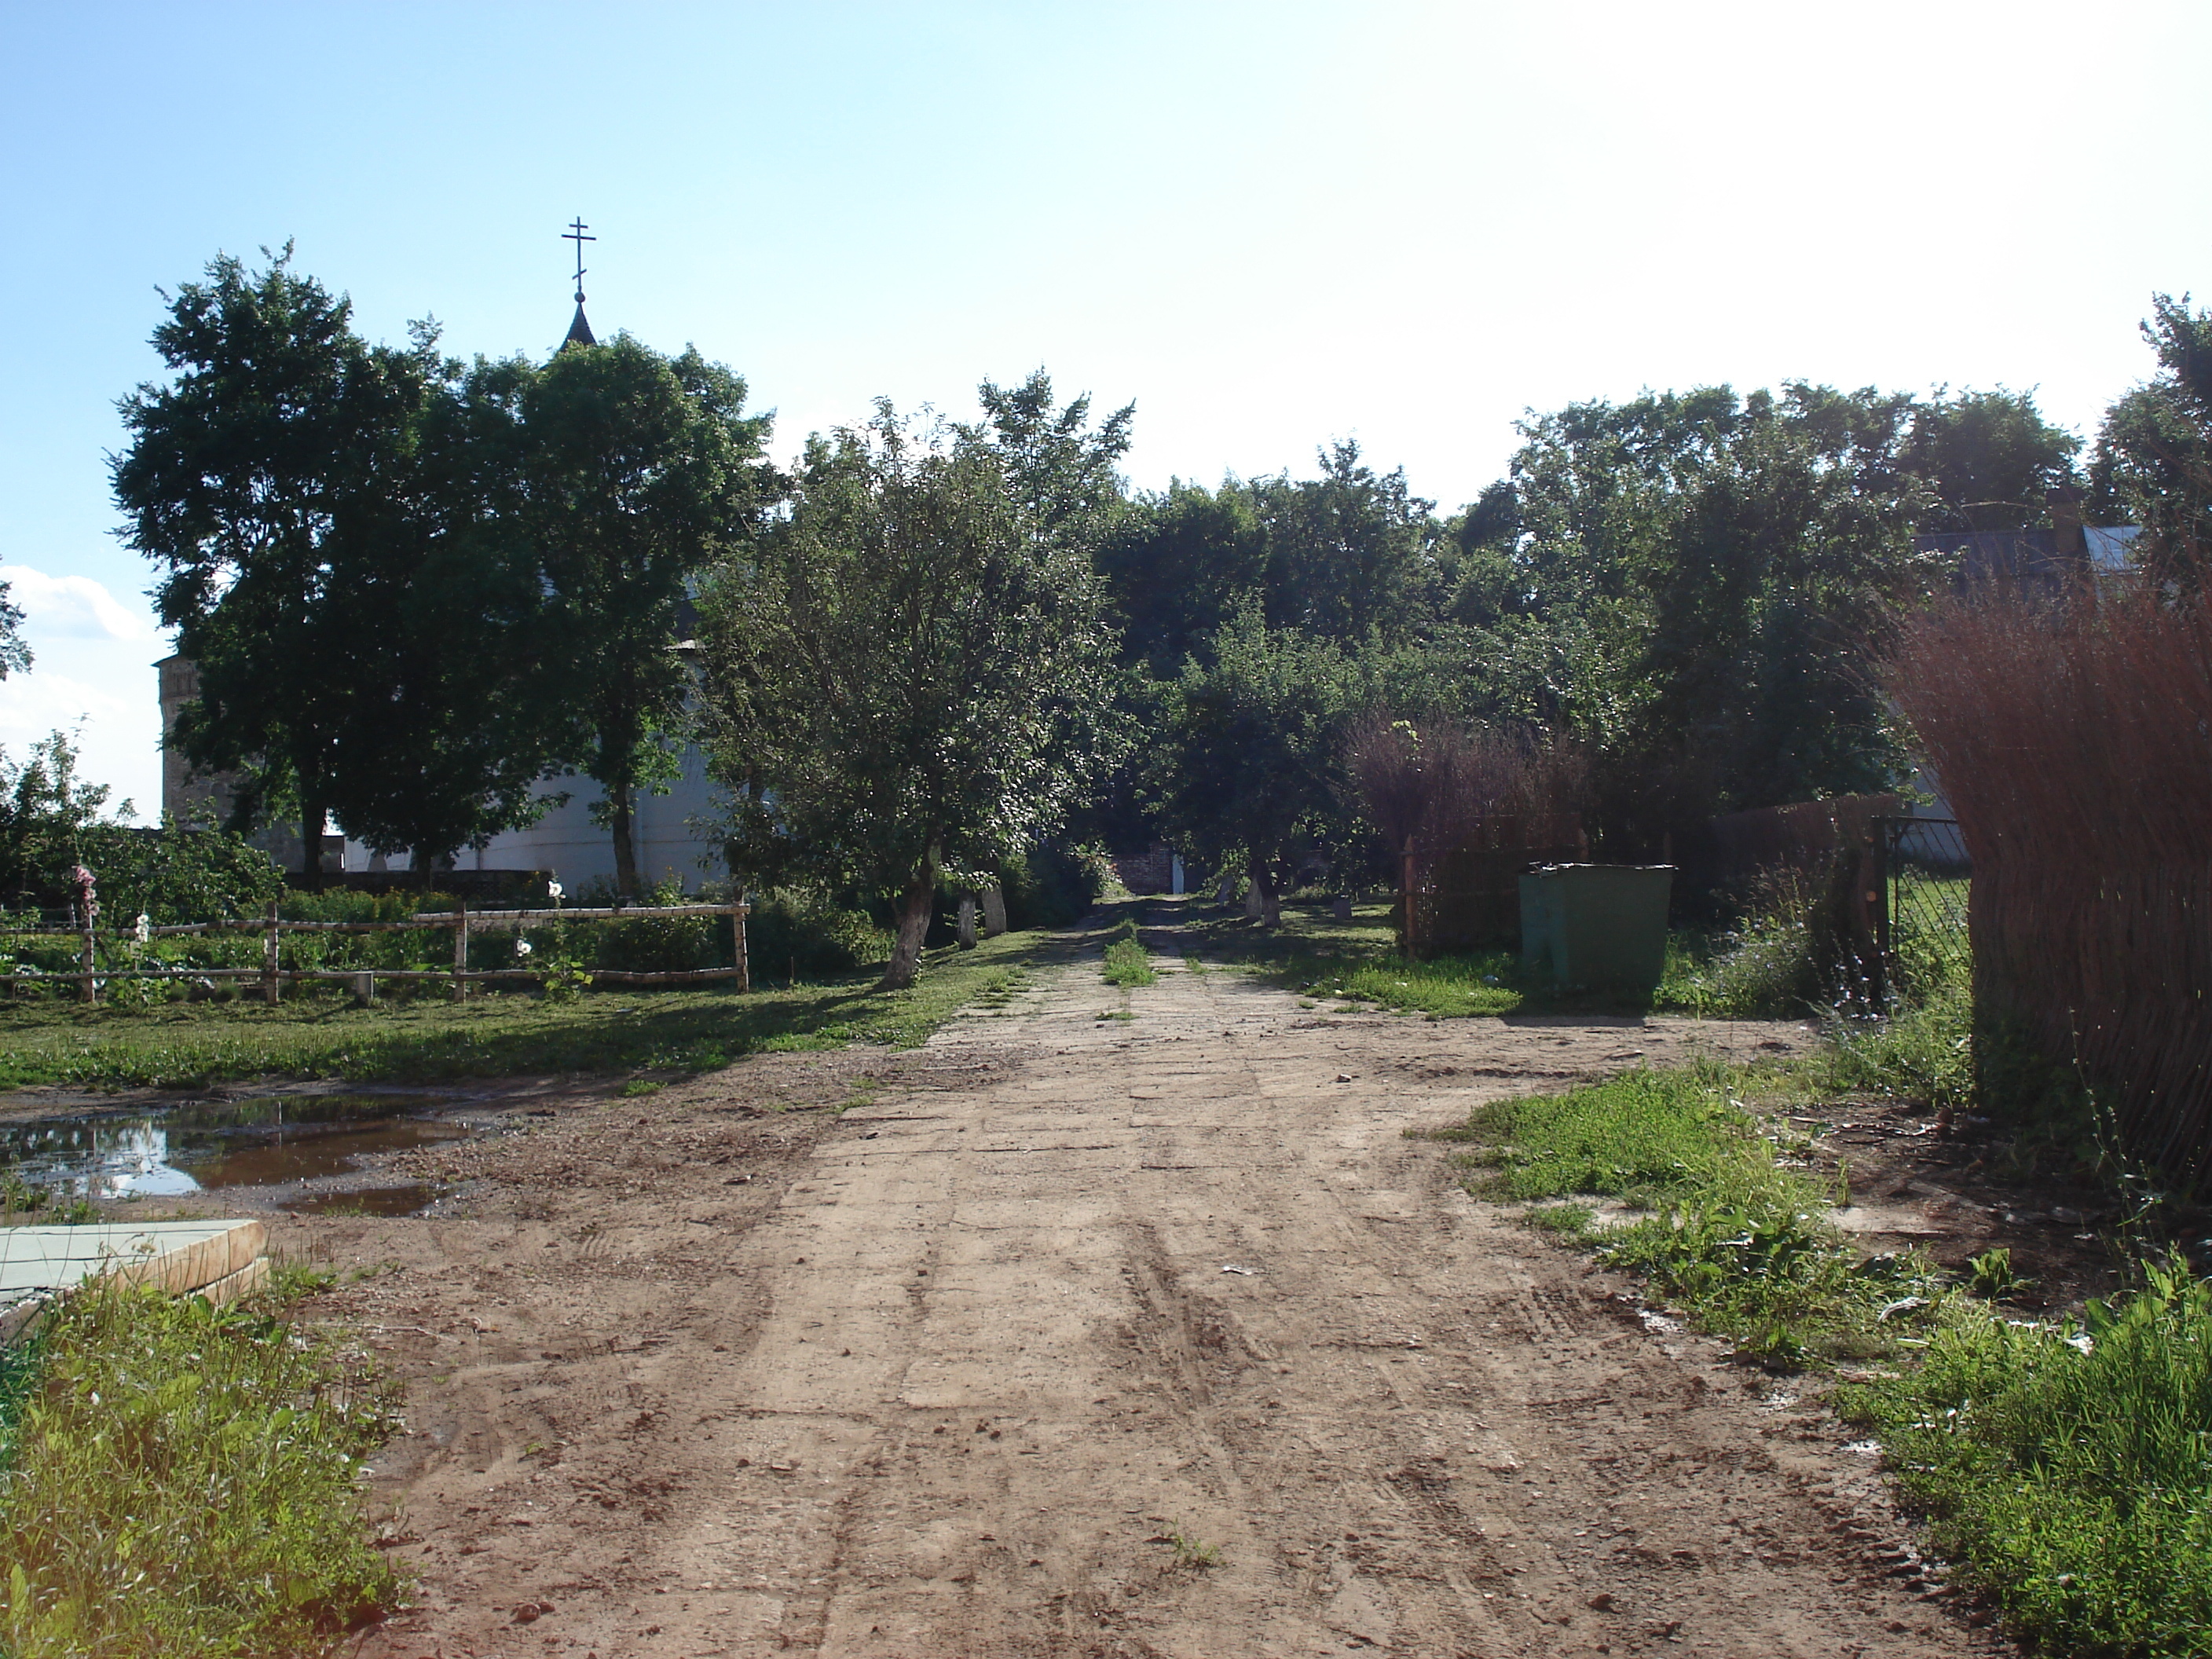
[320,926,2004,1658]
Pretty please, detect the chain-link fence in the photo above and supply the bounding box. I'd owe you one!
[1872,816,1968,1004]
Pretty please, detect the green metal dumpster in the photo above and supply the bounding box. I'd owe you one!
[1518,864,1674,992]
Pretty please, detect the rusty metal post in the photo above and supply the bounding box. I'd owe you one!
[1870,817,1892,1008]
[262,899,281,1005]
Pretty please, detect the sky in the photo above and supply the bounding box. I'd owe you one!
[4,0,2209,820]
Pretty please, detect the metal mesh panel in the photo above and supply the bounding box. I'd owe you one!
[1874,817,1968,1003]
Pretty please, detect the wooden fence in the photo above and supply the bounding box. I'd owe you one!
[0,900,750,1004]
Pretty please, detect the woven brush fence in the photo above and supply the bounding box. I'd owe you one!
[1345,714,1586,955]
[1888,580,2212,1174]
[1677,793,1902,896]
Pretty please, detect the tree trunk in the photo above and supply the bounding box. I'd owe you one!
[299,799,327,892]
[981,884,1007,937]
[1247,844,1281,928]
[881,873,936,990]
[957,893,978,948]
[610,781,640,898]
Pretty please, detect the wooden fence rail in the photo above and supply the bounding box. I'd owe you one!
[0,901,750,1004]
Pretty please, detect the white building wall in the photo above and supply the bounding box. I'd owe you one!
[345,743,727,894]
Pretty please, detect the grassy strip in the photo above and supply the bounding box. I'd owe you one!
[1446,1064,1947,1369]
[0,930,1042,1090]
[1453,1060,2212,1652]
[1101,921,1157,988]
[0,1278,403,1657]
[1183,900,1732,1019]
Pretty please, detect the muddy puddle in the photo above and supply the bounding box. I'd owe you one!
[0,1093,475,1214]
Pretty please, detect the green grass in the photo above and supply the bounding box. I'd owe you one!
[1102,937,1156,988]
[1452,1046,2212,1649]
[0,930,1044,1089]
[1841,1258,2212,1655]
[1445,1063,1949,1369]
[0,1278,405,1657]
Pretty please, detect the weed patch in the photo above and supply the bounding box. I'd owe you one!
[1451,1065,1950,1366]
[1102,938,1156,987]
[1841,1258,2212,1654]
[0,1280,404,1657]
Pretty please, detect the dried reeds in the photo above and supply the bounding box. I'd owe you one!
[1886,577,2212,1174]
[1344,713,1586,953]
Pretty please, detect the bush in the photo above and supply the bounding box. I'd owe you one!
[97,822,285,926]
[1000,843,1108,930]
[593,881,722,973]
[741,888,891,981]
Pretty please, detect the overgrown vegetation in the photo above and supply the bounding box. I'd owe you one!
[0,1280,404,1657]
[1456,1050,2212,1653]
[1445,1064,1948,1369]
[1840,1258,2212,1655]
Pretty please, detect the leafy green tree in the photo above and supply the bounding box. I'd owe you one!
[976,370,1133,551]
[698,397,1124,988]
[1148,609,1354,925]
[2091,292,2212,574]
[319,355,573,877]
[0,580,27,679]
[1900,387,2081,532]
[1452,383,2004,841]
[1251,441,1441,643]
[0,731,129,910]
[515,335,772,893]
[112,247,438,886]
[1098,478,1269,673]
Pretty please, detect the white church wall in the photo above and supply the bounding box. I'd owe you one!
[347,744,727,893]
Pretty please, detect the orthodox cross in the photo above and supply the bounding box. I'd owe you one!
[563,217,595,304]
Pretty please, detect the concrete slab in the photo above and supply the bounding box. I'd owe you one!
[0,1219,269,1342]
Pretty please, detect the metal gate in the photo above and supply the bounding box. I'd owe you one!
[1870,816,1969,1005]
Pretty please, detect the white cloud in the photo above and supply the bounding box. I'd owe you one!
[1,563,157,642]
[0,573,166,822]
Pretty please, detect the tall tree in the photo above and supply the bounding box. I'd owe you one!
[1147,608,1355,925]
[2091,292,2212,575]
[0,580,27,679]
[1899,387,2081,532]
[317,356,573,875]
[112,247,436,885]
[1251,441,1440,642]
[698,397,1124,988]
[516,335,771,894]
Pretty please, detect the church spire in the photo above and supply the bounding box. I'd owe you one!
[562,216,598,350]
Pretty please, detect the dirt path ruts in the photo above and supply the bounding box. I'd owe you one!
[327,926,2008,1658]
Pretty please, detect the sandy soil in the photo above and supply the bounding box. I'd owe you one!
[265,927,2016,1659]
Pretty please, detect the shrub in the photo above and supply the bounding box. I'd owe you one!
[741,888,891,980]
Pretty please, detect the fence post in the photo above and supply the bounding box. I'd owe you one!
[1401,840,1416,960]
[733,901,750,995]
[1870,818,1892,1009]
[76,869,98,1005]
[452,898,469,1003]
[262,899,281,1005]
